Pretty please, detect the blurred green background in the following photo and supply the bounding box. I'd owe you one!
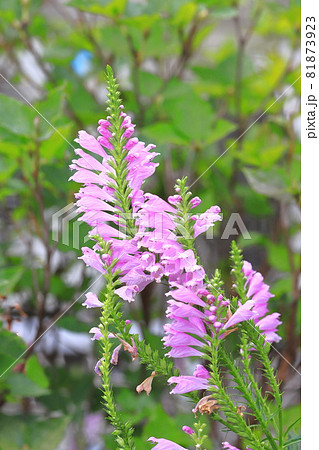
[0,0,300,449]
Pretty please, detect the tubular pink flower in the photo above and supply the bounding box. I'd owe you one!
[168,195,182,205]
[242,260,281,343]
[114,285,139,302]
[166,284,206,307]
[110,344,122,365]
[193,364,210,379]
[89,327,103,340]
[255,313,282,343]
[80,247,106,274]
[168,375,210,394]
[222,442,240,450]
[223,300,257,329]
[191,205,222,237]
[190,196,201,208]
[82,293,103,308]
[148,437,187,450]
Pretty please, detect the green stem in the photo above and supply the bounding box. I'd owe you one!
[100,271,135,449]
[220,345,278,450]
[207,339,265,449]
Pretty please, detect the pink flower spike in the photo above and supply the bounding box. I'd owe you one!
[182,426,194,435]
[148,437,187,450]
[82,292,103,308]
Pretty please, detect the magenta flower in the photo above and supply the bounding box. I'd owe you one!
[223,300,257,329]
[148,437,187,449]
[190,196,201,208]
[193,364,210,379]
[222,443,240,450]
[168,365,213,394]
[256,313,282,343]
[242,260,281,343]
[222,443,252,450]
[168,375,210,394]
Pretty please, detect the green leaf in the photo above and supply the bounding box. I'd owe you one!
[138,71,162,97]
[6,372,50,397]
[268,242,291,273]
[163,83,214,142]
[0,415,69,450]
[243,167,289,200]
[67,0,127,17]
[25,355,49,389]
[142,122,188,145]
[205,119,236,144]
[0,329,26,378]
[0,266,24,295]
[172,2,197,27]
[0,93,36,136]
[141,404,192,447]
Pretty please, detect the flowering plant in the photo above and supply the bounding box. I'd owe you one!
[69,67,298,450]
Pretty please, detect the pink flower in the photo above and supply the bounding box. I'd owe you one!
[166,285,206,307]
[256,313,282,343]
[82,293,103,308]
[222,442,240,450]
[114,285,139,302]
[193,364,210,379]
[168,375,210,394]
[148,437,187,450]
[191,205,222,237]
[111,344,122,365]
[242,260,281,343]
[94,358,104,376]
[168,195,182,205]
[80,247,106,274]
[190,196,201,208]
[89,327,103,340]
[223,300,257,329]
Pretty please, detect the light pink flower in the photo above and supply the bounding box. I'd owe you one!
[191,205,222,237]
[148,437,187,450]
[89,327,103,340]
[82,293,103,308]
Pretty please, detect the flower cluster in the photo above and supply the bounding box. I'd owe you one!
[69,68,283,450]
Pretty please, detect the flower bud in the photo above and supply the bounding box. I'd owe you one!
[182,426,194,435]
